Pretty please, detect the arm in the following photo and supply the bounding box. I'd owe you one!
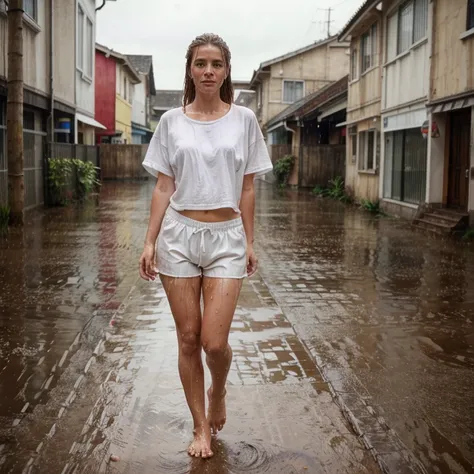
[240,173,258,277]
[139,173,175,280]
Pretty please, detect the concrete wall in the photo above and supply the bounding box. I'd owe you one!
[53,0,75,107]
[259,39,350,127]
[0,4,50,95]
[430,0,474,101]
[75,0,96,116]
[132,75,146,126]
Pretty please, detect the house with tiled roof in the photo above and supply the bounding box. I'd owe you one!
[125,55,156,144]
[249,36,350,133]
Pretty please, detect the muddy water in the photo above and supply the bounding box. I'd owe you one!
[255,183,474,473]
[0,182,379,473]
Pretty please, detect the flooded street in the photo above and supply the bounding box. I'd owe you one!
[0,180,472,473]
[255,184,474,473]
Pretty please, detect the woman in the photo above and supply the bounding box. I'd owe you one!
[139,33,272,459]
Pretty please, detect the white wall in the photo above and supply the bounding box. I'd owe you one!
[75,0,96,115]
[383,43,429,111]
[131,75,146,126]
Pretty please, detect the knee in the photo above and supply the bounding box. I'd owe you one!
[202,339,228,357]
[179,332,200,356]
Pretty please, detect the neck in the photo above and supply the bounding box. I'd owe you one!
[191,92,227,113]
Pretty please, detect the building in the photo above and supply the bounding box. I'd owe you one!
[76,0,106,145]
[379,0,430,218]
[265,76,348,186]
[425,0,474,221]
[0,0,100,208]
[338,0,383,203]
[149,90,183,131]
[125,55,156,144]
[249,36,350,133]
[95,44,141,144]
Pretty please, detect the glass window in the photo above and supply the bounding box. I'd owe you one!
[351,48,358,80]
[283,81,304,104]
[398,1,414,54]
[413,0,428,42]
[24,0,37,21]
[85,17,93,77]
[78,6,84,71]
[468,0,474,30]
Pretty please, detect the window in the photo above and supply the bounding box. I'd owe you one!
[349,126,357,162]
[283,80,304,104]
[396,0,428,55]
[468,0,474,30]
[24,0,37,21]
[383,128,427,203]
[257,84,262,108]
[77,6,84,71]
[351,48,358,80]
[361,23,377,73]
[358,130,379,171]
[85,17,93,77]
[77,4,94,80]
[124,77,127,101]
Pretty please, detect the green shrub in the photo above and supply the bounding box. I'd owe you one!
[313,185,328,197]
[0,204,10,231]
[462,228,474,241]
[273,155,295,186]
[360,199,382,214]
[327,176,345,200]
[48,158,100,206]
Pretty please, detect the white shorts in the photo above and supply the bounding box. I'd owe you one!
[157,207,248,279]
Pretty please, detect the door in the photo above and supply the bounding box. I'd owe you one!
[448,109,471,209]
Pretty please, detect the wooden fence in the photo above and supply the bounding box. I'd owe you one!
[100,144,149,180]
[270,144,345,188]
[299,145,345,188]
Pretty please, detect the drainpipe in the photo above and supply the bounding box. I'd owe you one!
[49,0,54,145]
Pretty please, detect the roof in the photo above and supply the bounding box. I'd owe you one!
[95,43,141,83]
[151,90,184,111]
[234,90,256,108]
[267,75,349,128]
[125,54,156,95]
[250,36,348,89]
[338,0,381,41]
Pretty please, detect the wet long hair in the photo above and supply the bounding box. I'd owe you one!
[182,33,234,110]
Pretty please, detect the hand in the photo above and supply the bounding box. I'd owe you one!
[246,245,258,278]
[139,243,158,281]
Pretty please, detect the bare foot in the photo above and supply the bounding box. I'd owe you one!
[207,387,227,435]
[188,423,213,458]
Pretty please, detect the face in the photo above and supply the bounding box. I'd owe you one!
[189,44,229,95]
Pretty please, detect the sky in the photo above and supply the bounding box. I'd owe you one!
[95,0,364,90]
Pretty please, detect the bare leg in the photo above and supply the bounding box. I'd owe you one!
[160,275,213,458]
[201,277,243,434]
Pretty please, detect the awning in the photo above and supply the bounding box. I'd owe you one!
[132,122,154,134]
[319,100,347,120]
[430,96,474,114]
[335,121,347,128]
[76,113,107,130]
[267,121,286,133]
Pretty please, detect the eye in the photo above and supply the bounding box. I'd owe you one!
[213,62,223,68]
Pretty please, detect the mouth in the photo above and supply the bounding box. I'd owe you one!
[202,81,216,85]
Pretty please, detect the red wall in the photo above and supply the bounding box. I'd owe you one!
[95,51,116,142]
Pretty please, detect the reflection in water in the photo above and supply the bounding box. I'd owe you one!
[255,183,474,473]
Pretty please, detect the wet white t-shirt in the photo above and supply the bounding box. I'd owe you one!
[142,104,273,214]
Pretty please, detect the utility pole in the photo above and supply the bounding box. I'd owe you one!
[7,0,24,225]
[327,7,332,38]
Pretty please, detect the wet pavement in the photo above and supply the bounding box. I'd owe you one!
[254,184,474,474]
[0,182,380,474]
